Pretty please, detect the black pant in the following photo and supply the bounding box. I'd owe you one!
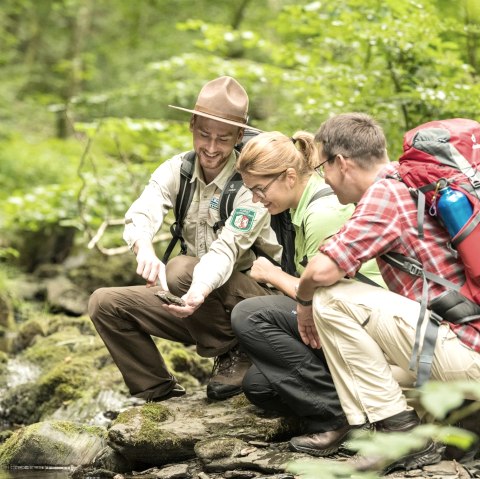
[231,295,347,433]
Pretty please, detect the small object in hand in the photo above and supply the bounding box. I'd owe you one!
[155,290,186,307]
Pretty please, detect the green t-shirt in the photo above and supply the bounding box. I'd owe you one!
[291,174,386,287]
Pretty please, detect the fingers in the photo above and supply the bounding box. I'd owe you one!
[297,305,322,349]
[162,302,193,318]
[157,263,169,290]
[136,252,167,288]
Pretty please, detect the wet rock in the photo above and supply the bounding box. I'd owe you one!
[223,470,257,478]
[92,445,133,473]
[195,437,315,474]
[0,420,106,466]
[107,401,203,468]
[143,463,191,478]
[422,460,471,478]
[107,390,303,470]
[45,276,89,316]
[11,318,44,352]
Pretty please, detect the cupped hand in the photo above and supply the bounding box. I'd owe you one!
[162,284,206,318]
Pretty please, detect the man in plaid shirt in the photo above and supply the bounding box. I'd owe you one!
[292,113,480,472]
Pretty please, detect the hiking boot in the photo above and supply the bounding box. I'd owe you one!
[354,410,442,473]
[289,423,354,457]
[206,345,251,400]
[148,383,186,402]
[443,407,480,462]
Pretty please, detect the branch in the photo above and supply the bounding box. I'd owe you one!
[87,217,173,256]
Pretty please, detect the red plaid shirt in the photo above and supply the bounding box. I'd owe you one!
[321,162,480,352]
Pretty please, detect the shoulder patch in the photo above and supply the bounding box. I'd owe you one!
[209,196,220,210]
[230,208,256,232]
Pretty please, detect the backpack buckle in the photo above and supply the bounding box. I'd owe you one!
[405,262,423,276]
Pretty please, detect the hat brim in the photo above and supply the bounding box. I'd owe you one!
[168,105,262,132]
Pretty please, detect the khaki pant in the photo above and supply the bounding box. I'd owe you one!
[312,279,480,426]
[88,255,276,400]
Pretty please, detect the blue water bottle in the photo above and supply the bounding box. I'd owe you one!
[437,186,473,237]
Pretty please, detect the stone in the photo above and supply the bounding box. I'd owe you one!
[150,463,191,478]
[0,420,106,467]
[195,437,318,474]
[45,276,89,316]
[107,390,303,470]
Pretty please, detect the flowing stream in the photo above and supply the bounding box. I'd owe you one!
[0,469,71,478]
[0,334,72,479]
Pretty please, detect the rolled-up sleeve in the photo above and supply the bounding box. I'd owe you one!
[320,180,403,277]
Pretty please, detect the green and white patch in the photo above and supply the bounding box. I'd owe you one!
[230,208,256,232]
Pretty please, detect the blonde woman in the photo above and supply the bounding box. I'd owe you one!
[231,131,384,456]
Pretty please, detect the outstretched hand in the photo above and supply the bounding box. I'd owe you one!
[162,283,207,318]
[297,303,321,349]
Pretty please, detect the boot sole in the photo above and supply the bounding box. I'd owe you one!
[383,441,442,474]
[150,387,186,402]
[288,442,340,457]
[206,385,243,400]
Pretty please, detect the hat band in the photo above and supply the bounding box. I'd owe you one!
[195,104,247,124]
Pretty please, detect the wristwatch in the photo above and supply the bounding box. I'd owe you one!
[294,284,313,306]
[295,295,313,306]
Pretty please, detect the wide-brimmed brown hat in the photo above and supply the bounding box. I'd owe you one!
[169,76,258,130]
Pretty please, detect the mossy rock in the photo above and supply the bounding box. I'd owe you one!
[0,421,106,466]
[45,314,97,336]
[165,346,212,385]
[10,317,45,353]
[108,403,199,468]
[0,292,14,330]
[66,250,143,294]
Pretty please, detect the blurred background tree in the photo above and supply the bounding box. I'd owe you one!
[1,0,480,271]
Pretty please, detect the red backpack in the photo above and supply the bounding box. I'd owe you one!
[398,118,480,303]
[383,118,480,385]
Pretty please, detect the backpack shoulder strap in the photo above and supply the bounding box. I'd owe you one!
[214,170,243,232]
[354,271,382,288]
[300,185,334,233]
[381,251,464,386]
[385,174,429,240]
[162,151,196,263]
[257,210,297,276]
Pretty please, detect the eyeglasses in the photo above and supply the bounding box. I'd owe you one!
[314,158,331,178]
[245,169,287,200]
[315,154,345,178]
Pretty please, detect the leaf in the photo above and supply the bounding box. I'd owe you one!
[420,382,466,419]
[287,459,379,479]
[419,381,480,419]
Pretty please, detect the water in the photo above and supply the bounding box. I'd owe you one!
[0,470,71,479]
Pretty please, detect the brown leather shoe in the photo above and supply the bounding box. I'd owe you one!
[206,345,251,400]
[149,383,186,402]
[354,410,442,473]
[289,423,353,456]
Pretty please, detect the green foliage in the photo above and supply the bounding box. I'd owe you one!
[289,460,378,479]
[3,184,79,232]
[418,380,480,419]
[0,135,81,197]
[0,6,479,475]
[2,0,480,260]
[0,248,19,261]
[288,381,480,478]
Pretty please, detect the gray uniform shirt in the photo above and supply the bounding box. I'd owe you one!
[124,150,282,292]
